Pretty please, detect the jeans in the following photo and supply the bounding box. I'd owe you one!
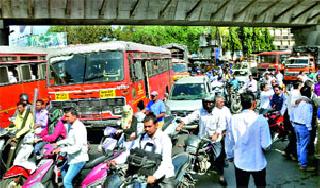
[34,142,46,156]
[61,161,86,188]
[294,125,310,167]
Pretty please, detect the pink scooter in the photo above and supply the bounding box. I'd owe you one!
[23,127,124,188]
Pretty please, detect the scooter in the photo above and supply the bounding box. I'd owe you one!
[1,131,38,187]
[22,126,124,188]
[262,109,285,143]
[0,128,15,178]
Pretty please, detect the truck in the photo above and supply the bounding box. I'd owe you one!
[283,46,320,81]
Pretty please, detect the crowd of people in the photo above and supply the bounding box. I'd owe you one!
[5,66,320,187]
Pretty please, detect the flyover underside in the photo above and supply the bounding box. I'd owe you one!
[292,25,320,46]
[3,19,315,28]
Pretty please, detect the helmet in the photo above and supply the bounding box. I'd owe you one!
[19,93,29,101]
[49,108,63,124]
[202,94,215,113]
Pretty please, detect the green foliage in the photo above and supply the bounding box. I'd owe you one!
[49,25,275,55]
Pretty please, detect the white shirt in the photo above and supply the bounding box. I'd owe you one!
[57,119,89,164]
[131,129,174,179]
[260,90,274,109]
[226,110,271,171]
[290,100,313,130]
[182,108,224,138]
[276,73,283,85]
[245,79,258,92]
[213,106,232,132]
[287,89,301,114]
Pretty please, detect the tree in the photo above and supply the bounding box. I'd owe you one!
[49,25,275,55]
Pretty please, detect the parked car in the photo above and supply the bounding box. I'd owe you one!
[166,76,213,129]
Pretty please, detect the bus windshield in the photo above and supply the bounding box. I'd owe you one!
[50,51,124,85]
[285,59,309,65]
[172,63,188,73]
[259,55,276,63]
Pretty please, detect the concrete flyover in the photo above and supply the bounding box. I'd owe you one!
[0,0,320,45]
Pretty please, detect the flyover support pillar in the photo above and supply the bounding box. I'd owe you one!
[0,20,9,45]
[292,25,320,46]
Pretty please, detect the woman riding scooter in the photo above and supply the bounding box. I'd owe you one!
[34,108,67,157]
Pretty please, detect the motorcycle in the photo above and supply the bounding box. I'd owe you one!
[22,126,124,188]
[184,133,222,175]
[262,109,285,143]
[119,153,196,188]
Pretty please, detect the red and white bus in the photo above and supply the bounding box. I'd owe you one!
[257,50,291,76]
[0,47,48,128]
[47,41,173,128]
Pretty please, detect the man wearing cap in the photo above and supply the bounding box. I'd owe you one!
[146,91,166,128]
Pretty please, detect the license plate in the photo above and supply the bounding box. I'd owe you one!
[100,89,116,98]
[55,93,69,100]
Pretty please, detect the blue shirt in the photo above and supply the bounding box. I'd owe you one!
[229,78,239,90]
[146,99,166,122]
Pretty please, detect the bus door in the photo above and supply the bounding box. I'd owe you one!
[141,60,150,97]
[130,59,150,99]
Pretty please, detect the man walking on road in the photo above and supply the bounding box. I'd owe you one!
[226,92,272,188]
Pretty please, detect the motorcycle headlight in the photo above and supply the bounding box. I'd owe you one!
[113,107,122,115]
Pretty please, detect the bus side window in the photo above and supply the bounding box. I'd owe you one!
[134,61,144,80]
[39,63,46,79]
[7,65,19,82]
[20,64,31,81]
[0,66,9,84]
[30,63,39,80]
[147,61,153,77]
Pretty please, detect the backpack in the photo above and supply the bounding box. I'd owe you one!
[127,134,162,177]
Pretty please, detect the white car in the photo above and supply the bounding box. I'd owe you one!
[232,61,251,87]
[166,76,213,129]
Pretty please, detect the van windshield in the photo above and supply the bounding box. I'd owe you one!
[170,83,205,100]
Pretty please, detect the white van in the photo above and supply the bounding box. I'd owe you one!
[166,76,213,128]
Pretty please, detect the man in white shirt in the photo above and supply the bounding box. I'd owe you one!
[259,83,274,114]
[226,92,271,187]
[245,75,258,93]
[178,95,227,185]
[106,113,174,187]
[134,113,174,185]
[212,96,231,185]
[275,70,284,86]
[282,82,301,160]
[53,108,89,188]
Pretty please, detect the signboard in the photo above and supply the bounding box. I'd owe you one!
[10,32,67,48]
